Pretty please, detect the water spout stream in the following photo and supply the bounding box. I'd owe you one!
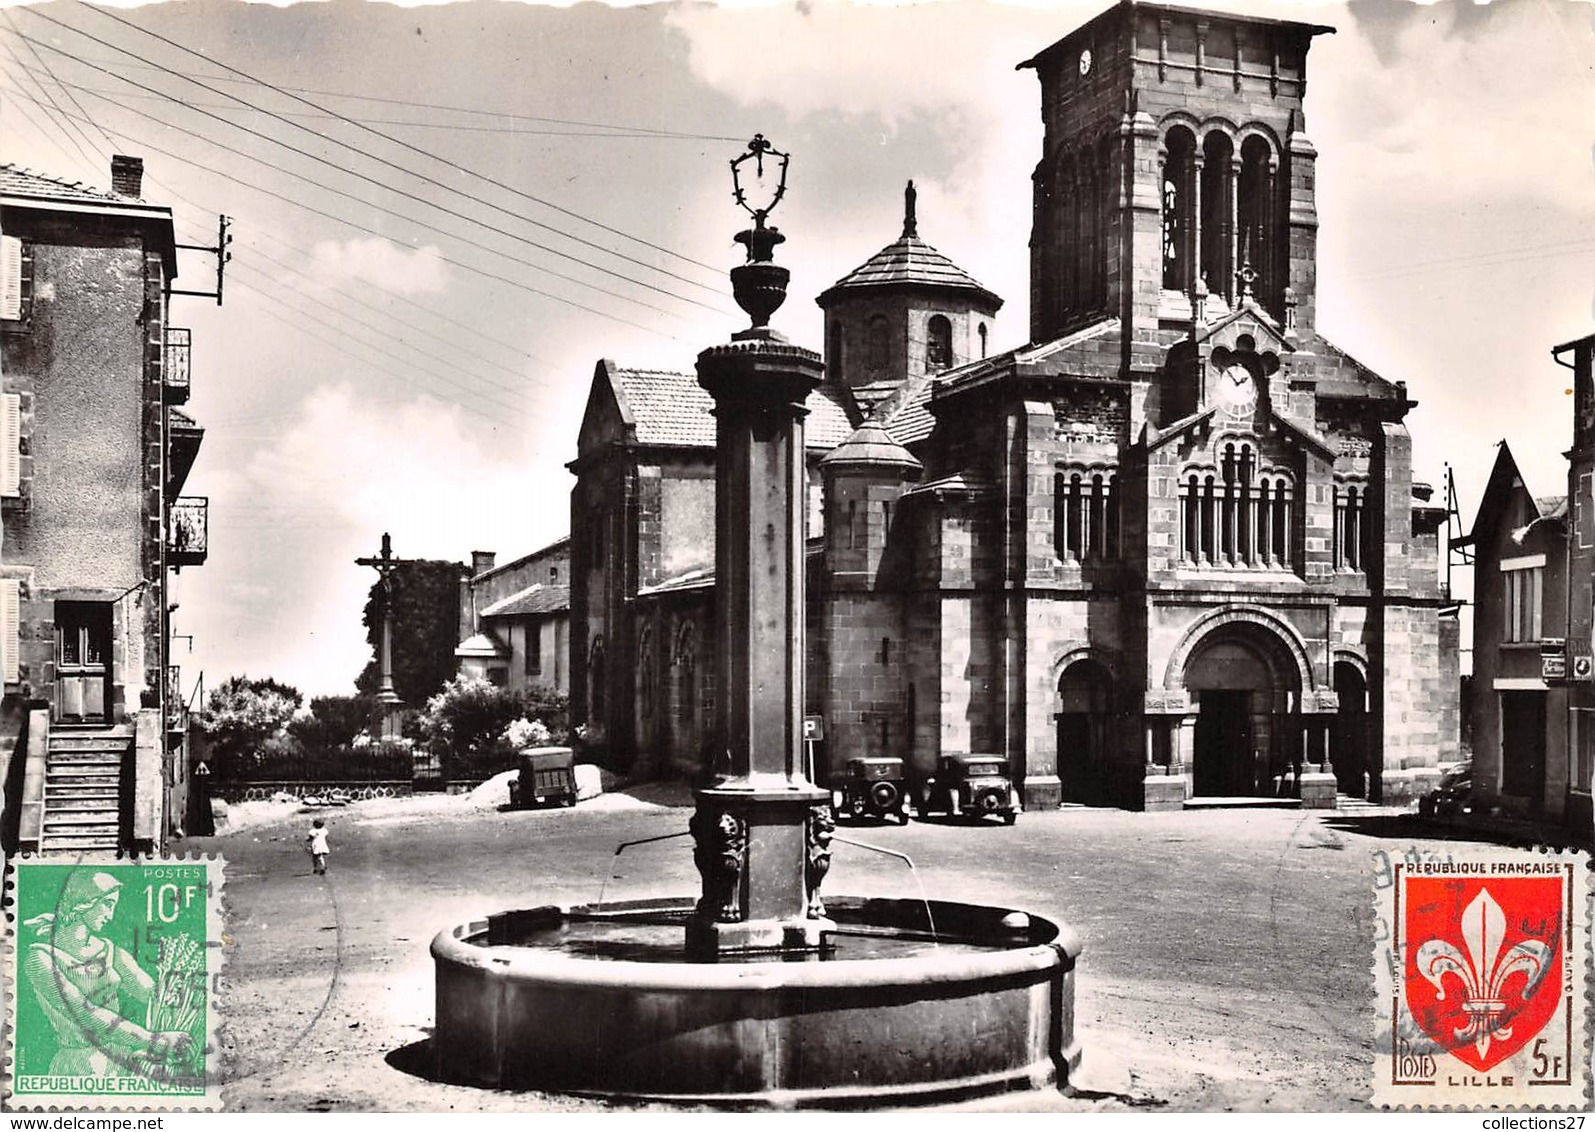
[597,829,693,911]
[833,835,938,945]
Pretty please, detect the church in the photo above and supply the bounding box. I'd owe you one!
[569,0,1459,811]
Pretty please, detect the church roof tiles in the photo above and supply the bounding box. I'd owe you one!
[610,366,855,451]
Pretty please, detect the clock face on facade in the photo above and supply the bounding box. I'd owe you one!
[1079,49,1092,76]
[1217,362,1257,419]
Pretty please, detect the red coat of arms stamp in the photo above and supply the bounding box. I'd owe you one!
[1374,850,1588,1109]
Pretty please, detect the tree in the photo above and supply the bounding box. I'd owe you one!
[199,675,303,775]
[288,694,380,758]
[356,558,466,707]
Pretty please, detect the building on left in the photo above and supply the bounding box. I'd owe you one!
[0,157,210,854]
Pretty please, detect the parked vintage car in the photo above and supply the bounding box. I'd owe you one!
[1418,760,1473,818]
[916,753,1018,825]
[830,756,910,824]
[508,746,578,809]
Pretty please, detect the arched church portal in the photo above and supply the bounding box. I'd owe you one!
[1182,623,1301,798]
[1057,659,1113,806]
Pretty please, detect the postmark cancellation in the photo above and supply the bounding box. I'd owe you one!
[1373,847,1590,1110]
[5,856,225,1110]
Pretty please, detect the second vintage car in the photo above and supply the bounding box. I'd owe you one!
[830,756,911,824]
[916,753,1019,825]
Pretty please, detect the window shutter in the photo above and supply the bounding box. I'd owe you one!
[1,579,19,683]
[1,394,19,496]
[0,237,21,321]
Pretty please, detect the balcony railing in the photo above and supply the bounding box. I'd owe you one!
[168,496,208,567]
[164,327,191,404]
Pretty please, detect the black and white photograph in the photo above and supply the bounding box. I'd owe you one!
[0,0,1591,1117]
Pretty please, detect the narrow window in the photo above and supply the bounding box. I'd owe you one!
[880,637,891,665]
[926,315,952,371]
[868,316,890,371]
[978,323,989,359]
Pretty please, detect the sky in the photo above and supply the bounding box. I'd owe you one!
[1,0,1591,697]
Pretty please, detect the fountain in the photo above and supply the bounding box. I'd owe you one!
[431,137,1082,1108]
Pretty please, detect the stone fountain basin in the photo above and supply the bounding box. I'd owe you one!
[432,895,1081,1108]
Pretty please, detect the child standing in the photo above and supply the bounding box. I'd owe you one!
[306,818,330,875]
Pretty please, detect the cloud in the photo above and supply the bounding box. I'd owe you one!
[184,385,562,695]
[1321,0,1594,216]
[305,237,450,296]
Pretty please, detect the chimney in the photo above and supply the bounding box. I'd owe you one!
[111,155,144,197]
[471,551,496,576]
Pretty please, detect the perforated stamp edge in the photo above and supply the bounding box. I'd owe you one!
[4,853,227,1112]
[1370,845,1590,1111]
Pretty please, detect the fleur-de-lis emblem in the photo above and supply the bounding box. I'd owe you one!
[1414,888,1552,1061]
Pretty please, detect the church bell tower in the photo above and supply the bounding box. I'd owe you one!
[1020,1,1333,347]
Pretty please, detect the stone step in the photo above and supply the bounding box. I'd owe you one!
[45,784,121,800]
[49,734,133,751]
[45,768,118,784]
[42,834,120,853]
[48,752,125,766]
[44,814,120,830]
[1182,796,1302,810]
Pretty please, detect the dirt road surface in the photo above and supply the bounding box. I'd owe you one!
[189,790,1481,1112]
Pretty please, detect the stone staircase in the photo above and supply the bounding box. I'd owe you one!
[41,725,129,853]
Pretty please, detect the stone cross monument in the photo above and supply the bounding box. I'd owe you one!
[686,137,835,957]
[356,532,405,741]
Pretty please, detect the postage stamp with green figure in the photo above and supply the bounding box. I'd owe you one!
[6,857,224,1110]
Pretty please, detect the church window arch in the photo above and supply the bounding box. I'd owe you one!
[1333,480,1368,572]
[1179,445,1289,569]
[1054,466,1118,564]
[978,322,988,358]
[827,320,844,383]
[926,315,953,371]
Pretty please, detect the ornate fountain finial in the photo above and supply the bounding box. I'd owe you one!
[728,134,792,332]
[903,180,918,239]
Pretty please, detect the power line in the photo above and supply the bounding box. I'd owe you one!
[227,268,528,425]
[54,51,743,142]
[0,23,105,175]
[4,84,690,337]
[21,8,729,301]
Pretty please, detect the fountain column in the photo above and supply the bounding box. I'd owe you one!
[687,136,834,957]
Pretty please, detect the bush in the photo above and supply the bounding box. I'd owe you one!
[418,678,571,781]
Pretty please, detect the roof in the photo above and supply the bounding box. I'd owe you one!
[820,420,923,473]
[1460,442,1566,548]
[1018,1,1334,73]
[479,582,569,618]
[610,367,855,450]
[818,235,1000,311]
[455,632,507,659]
[816,183,1001,311]
[2,164,177,274]
[471,536,570,583]
[637,566,714,598]
[0,163,172,222]
[2,164,134,205]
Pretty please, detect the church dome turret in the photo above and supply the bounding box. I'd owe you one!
[817,183,1002,394]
